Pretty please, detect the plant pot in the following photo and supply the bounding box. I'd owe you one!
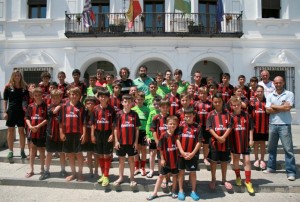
[188,25,203,33]
[109,25,126,33]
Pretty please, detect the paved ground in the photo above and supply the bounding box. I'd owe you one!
[0,120,299,197]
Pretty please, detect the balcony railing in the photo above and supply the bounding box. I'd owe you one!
[65,12,243,38]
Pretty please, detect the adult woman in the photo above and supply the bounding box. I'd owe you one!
[3,70,29,159]
[117,67,133,95]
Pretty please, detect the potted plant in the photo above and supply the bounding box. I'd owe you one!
[187,19,203,33]
[109,18,126,33]
[76,14,82,25]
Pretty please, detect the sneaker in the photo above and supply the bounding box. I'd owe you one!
[236,177,242,186]
[140,168,147,176]
[20,151,27,159]
[190,191,200,201]
[7,151,13,159]
[60,170,68,178]
[263,168,276,174]
[287,176,296,181]
[244,182,254,194]
[39,171,50,180]
[177,192,185,201]
[97,175,104,184]
[101,176,110,187]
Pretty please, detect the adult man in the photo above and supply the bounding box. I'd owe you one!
[133,65,153,96]
[258,70,275,98]
[117,67,133,95]
[264,76,296,181]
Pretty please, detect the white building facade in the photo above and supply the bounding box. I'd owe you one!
[0,0,299,123]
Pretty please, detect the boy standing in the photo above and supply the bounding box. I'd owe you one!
[59,87,85,181]
[92,88,116,186]
[175,92,192,125]
[147,116,179,200]
[229,96,254,194]
[38,71,51,98]
[114,94,140,187]
[40,89,68,180]
[87,75,97,96]
[218,73,234,103]
[25,87,48,178]
[57,71,68,99]
[109,82,123,113]
[70,69,87,102]
[177,108,202,201]
[165,81,181,116]
[144,81,158,111]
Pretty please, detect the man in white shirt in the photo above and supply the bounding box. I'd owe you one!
[258,70,275,98]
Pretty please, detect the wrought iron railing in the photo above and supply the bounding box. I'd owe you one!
[65,11,243,38]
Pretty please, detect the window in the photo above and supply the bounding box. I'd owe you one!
[28,0,47,19]
[14,67,53,85]
[199,0,217,33]
[255,66,295,96]
[144,0,165,32]
[92,0,110,32]
[262,0,280,18]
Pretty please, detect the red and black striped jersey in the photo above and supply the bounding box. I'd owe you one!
[58,83,69,99]
[150,114,168,139]
[44,94,52,106]
[38,82,50,97]
[178,122,202,155]
[114,110,141,145]
[46,104,60,141]
[248,89,256,105]
[59,101,85,134]
[26,102,48,139]
[158,131,179,169]
[206,110,230,152]
[226,96,249,113]
[109,94,123,113]
[84,110,93,143]
[175,108,197,125]
[165,93,181,116]
[249,97,269,134]
[69,81,87,97]
[218,83,234,103]
[194,100,212,126]
[93,104,116,131]
[189,94,199,106]
[229,111,254,154]
[242,86,250,98]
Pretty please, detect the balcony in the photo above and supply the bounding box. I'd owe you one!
[64,12,243,38]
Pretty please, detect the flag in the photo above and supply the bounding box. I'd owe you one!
[216,0,224,32]
[82,0,95,28]
[126,0,142,28]
[174,0,191,14]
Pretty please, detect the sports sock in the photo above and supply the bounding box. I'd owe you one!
[134,160,139,169]
[141,160,146,169]
[234,169,241,178]
[245,170,251,183]
[104,157,112,177]
[98,158,105,175]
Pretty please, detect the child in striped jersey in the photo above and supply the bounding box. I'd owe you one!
[147,116,179,200]
[176,107,202,201]
[25,87,48,178]
[229,96,254,194]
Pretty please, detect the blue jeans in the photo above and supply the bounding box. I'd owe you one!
[267,124,296,176]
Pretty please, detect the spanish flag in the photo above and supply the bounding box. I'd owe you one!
[126,0,142,28]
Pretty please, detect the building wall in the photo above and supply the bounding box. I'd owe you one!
[0,0,299,123]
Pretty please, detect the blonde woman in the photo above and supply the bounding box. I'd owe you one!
[3,70,29,159]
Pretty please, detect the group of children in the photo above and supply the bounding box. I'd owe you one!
[21,69,269,201]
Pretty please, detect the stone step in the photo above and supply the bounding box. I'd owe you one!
[0,162,299,193]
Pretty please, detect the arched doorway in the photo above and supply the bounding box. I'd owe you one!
[191,60,223,84]
[135,60,171,79]
[84,61,117,84]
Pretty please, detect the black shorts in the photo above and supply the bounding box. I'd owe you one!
[116,145,137,157]
[138,130,147,146]
[254,133,269,141]
[202,126,211,144]
[160,166,179,176]
[178,156,199,171]
[81,142,94,152]
[149,139,157,150]
[46,136,63,152]
[208,150,230,163]
[6,110,25,127]
[62,133,82,154]
[31,138,46,148]
[94,130,113,155]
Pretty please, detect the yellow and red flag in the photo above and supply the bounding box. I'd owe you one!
[126,0,142,28]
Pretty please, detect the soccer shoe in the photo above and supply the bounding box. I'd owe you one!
[245,182,255,194]
[236,177,242,186]
[101,177,110,187]
[97,175,104,184]
[7,151,13,159]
